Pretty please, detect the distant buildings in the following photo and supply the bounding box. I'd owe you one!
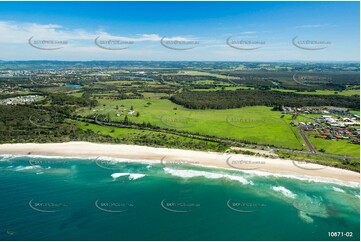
[0,95,40,105]
[284,106,360,143]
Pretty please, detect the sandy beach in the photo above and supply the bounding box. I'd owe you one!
[0,142,359,184]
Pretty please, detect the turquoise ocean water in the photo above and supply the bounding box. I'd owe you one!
[0,155,359,241]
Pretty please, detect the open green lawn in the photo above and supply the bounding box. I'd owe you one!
[173,71,237,79]
[73,120,226,152]
[75,98,305,150]
[141,92,169,99]
[307,135,360,158]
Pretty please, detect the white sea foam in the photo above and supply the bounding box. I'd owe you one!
[96,156,159,165]
[1,154,358,188]
[298,211,314,223]
[0,154,17,161]
[163,167,253,185]
[272,186,297,199]
[242,169,359,188]
[14,165,42,171]
[332,187,346,193]
[111,173,146,181]
[111,173,129,179]
[129,174,146,180]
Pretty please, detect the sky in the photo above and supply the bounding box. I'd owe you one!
[0,1,359,61]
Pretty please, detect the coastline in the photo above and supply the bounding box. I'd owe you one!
[0,141,359,184]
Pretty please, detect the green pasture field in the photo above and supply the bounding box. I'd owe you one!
[73,120,226,152]
[171,71,238,80]
[75,98,305,150]
[307,134,360,158]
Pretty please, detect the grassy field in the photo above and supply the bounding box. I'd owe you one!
[273,88,360,96]
[73,120,226,152]
[75,98,305,150]
[173,71,238,79]
[307,135,360,158]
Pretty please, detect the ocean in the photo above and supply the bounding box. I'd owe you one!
[0,155,359,241]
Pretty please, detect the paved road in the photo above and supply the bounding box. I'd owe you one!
[76,115,359,161]
[298,126,316,153]
[32,107,358,161]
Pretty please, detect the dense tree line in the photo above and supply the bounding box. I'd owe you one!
[170,90,360,110]
[47,93,98,107]
[0,105,227,152]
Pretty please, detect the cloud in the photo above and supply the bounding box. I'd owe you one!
[0,20,199,45]
[295,24,330,29]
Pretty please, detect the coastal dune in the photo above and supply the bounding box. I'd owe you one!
[0,142,359,183]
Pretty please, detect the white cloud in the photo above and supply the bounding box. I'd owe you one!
[295,24,330,29]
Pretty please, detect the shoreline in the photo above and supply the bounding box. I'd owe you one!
[0,141,359,184]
